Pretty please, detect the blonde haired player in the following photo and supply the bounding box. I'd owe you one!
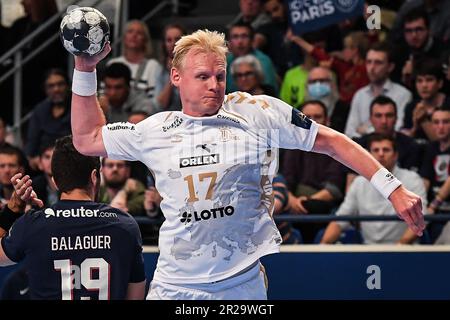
[70,29,425,300]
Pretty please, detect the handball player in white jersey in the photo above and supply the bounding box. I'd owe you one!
[70,29,425,300]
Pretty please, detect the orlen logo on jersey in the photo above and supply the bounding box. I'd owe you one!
[180,205,235,224]
[180,154,220,168]
[44,207,118,219]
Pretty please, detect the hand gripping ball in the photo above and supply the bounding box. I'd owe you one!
[60,6,110,56]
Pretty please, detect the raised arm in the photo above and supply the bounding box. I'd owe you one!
[312,124,425,236]
[71,43,112,157]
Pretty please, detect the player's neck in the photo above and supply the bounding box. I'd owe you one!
[60,189,93,201]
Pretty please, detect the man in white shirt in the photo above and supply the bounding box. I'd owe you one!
[345,42,412,138]
[69,30,425,300]
[321,134,427,244]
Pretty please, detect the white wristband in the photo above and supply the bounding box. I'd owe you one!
[370,168,402,199]
[72,69,97,96]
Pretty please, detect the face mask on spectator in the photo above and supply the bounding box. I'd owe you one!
[308,82,331,98]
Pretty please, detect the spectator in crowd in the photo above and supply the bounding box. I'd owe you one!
[0,146,26,209]
[420,107,450,212]
[347,96,423,191]
[392,7,448,87]
[402,58,449,142]
[345,42,412,139]
[321,134,427,244]
[98,158,146,216]
[226,22,278,93]
[99,62,156,122]
[304,67,347,133]
[289,30,370,106]
[356,96,422,172]
[282,101,345,243]
[420,107,450,241]
[230,55,276,96]
[154,24,187,111]
[24,69,71,171]
[227,0,271,31]
[254,0,302,76]
[108,20,163,100]
[390,1,450,45]
[31,143,58,207]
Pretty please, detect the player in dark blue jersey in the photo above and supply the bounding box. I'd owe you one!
[0,136,146,300]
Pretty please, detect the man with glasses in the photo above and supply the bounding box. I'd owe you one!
[99,158,146,216]
[226,22,278,94]
[391,7,448,86]
[24,69,71,171]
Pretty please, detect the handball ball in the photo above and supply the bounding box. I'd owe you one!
[60,6,109,56]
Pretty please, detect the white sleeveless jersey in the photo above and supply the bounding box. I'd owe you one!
[102,92,318,284]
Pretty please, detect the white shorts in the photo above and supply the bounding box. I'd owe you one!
[146,262,268,300]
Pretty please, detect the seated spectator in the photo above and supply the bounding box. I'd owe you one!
[227,0,271,31]
[402,58,449,142]
[420,107,450,242]
[355,96,422,172]
[347,96,423,191]
[98,158,145,216]
[99,63,156,122]
[108,20,163,100]
[31,143,58,207]
[0,146,26,209]
[153,24,186,111]
[390,0,450,44]
[345,42,412,138]
[321,134,427,244]
[230,55,276,96]
[226,22,279,93]
[281,100,345,243]
[391,7,448,87]
[289,30,370,106]
[304,67,347,133]
[24,69,71,171]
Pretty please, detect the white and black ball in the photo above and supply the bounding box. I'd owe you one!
[60,7,109,56]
